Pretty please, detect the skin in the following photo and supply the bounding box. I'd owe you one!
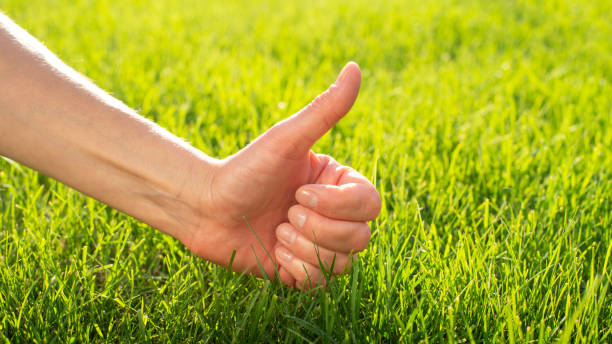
[0,13,381,290]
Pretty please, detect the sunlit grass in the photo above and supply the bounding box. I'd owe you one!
[1,0,611,342]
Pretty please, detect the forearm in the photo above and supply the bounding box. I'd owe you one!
[0,14,214,242]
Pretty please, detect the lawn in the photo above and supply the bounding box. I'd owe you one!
[1,0,611,342]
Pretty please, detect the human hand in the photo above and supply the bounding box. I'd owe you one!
[183,62,381,289]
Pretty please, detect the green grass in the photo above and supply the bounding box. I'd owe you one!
[1,0,611,342]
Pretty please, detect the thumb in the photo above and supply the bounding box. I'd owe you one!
[265,62,361,155]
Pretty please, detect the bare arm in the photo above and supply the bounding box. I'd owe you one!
[0,13,214,244]
[0,13,380,289]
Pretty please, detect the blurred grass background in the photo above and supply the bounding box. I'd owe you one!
[0,0,611,342]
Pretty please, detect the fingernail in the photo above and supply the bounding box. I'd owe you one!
[278,225,296,245]
[297,189,317,208]
[336,62,352,84]
[276,246,293,263]
[295,212,306,228]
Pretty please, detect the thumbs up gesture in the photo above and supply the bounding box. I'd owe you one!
[185,62,381,289]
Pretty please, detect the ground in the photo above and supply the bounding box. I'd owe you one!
[0,0,610,342]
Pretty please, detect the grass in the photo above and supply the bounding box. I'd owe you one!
[0,0,611,342]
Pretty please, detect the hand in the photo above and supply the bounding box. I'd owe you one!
[184,62,381,289]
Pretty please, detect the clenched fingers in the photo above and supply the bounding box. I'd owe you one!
[276,222,354,274]
[295,183,381,222]
[287,205,371,253]
[275,245,326,290]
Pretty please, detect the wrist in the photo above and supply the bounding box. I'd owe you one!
[147,149,222,246]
